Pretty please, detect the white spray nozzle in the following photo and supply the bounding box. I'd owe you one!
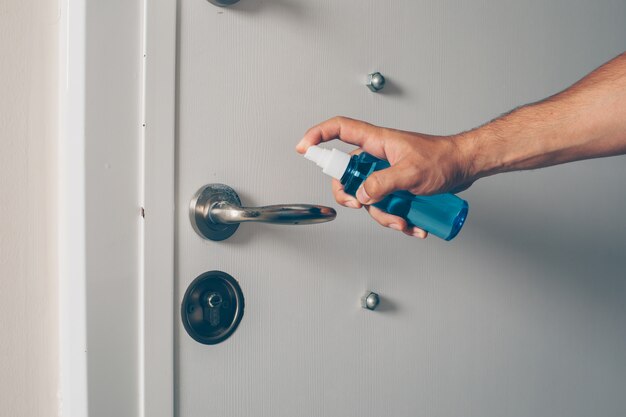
[303,145,352,180]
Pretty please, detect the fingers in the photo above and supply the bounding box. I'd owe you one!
[364,205,407,232]
[296,116,386,159]
[365,205,428,239]
[355,164,416,205]
[406,226,428,239]
[332,149,363,208]
[332,179,361,208]
[333,178,428,238]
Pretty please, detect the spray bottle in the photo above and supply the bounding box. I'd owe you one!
[304,146,468,241]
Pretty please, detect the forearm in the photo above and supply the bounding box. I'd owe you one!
[462,52,626,179]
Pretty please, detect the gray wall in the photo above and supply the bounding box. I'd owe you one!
[0,1,59,416]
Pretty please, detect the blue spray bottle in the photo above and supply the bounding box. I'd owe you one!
[304,146,468,241]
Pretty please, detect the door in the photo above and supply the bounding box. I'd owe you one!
[174,1,626,416]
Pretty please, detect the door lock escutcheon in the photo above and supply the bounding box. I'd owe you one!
[190,184,337,241]
[181,271,245,345]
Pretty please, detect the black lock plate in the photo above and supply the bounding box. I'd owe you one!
[181,270,245,345]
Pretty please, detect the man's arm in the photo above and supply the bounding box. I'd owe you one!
[297,52,626,238]
[465,52,626,179]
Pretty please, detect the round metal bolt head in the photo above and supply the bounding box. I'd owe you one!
[366,72,386,92]
[362,292,380,310]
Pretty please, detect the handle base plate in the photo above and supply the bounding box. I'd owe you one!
[190,184,241,241]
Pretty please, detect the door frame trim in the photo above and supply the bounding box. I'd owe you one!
[141,0,177,415]
[58,0,176,415]
[58,1,88,415]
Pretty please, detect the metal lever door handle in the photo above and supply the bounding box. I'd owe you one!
[210,204,336,225]
[190,184,336,241]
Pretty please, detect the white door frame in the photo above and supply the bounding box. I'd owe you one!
[58,0,176,415]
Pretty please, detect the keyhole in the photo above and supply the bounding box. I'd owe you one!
[206,292,223,308]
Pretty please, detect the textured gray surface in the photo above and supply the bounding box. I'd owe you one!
[0,1,59,416]
[175,1,626,416]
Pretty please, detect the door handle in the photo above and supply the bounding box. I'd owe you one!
[190,184,336,241]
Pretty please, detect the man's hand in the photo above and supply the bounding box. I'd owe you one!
[297,52,626,239]
[296,117,474,238]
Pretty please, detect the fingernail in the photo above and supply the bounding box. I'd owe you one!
[356,185,370,204]
[345,200,360,208]
[412,230,427,239]
[389,224,402,231]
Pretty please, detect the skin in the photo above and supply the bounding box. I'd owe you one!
[296,52,626,238]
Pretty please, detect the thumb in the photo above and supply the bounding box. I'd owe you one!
[356,165,411,205]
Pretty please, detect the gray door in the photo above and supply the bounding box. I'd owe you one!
[175,1,626,416]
